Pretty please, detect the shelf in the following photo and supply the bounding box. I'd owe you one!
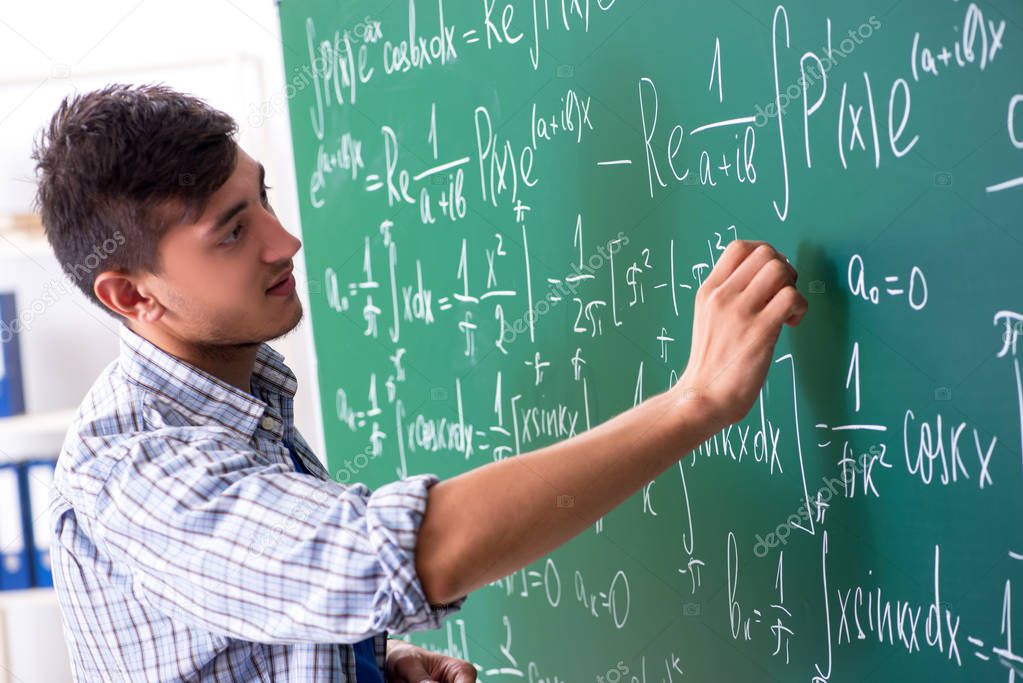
[0,587,71,683]
[0,587,56,605]
[0,409,75,463]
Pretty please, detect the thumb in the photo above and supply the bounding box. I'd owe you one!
[395,655,437,683]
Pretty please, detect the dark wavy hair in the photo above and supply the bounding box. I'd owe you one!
[32,83,239,318]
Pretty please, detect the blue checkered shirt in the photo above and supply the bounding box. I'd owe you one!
[50,323,466,681]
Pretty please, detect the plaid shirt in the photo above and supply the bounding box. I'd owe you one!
[50,323,466,681]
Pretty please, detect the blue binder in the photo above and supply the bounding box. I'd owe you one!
[0,462,32,590]
[23,459,56,588]
[0,293,25,417]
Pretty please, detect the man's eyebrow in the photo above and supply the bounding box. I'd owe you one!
[205,163,266,236]
[209,200,247,235]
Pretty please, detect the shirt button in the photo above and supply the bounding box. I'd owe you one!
[260,415,277,431]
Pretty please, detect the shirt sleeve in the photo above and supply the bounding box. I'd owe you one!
[86,432,467,644]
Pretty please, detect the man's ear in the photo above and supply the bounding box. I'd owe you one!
[94,270,164,323]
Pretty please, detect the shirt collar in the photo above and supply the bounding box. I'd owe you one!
[117,323,298,442]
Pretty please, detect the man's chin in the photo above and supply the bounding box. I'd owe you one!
[264,300,304,342]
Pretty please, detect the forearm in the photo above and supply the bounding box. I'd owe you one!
[414,390,719,605]
[415,239,809,607]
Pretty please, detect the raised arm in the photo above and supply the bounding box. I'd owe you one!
[414,240,807,605]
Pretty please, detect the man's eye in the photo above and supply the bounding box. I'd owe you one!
[221,224,244,246]
[261,184,273,203]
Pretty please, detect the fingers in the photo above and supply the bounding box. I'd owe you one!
[781,254,798,283]
[702,240,767,290]
[398,656,434,683]
[724,242,792,293]
[701,239,806,329]
[742,256,796,313]
[761,284,808,331]
[704,240,797,296]
[452,661,479,683]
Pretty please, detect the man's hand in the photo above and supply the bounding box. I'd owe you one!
[413,238,806,606]
[385,639,477,683]
[677,240,808,429]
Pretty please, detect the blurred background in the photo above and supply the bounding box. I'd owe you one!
[0,3,320,680]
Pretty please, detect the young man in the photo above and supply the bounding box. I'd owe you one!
[33,84,806,682]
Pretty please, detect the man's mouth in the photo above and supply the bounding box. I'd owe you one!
[267,266,295,296]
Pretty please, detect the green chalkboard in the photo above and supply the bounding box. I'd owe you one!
[277,0,1023,679]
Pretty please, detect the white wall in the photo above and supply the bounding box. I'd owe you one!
[0,1,326,459]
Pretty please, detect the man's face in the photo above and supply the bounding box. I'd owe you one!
[143,148,304,346]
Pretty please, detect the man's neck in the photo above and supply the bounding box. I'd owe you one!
[128,322,261,394]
